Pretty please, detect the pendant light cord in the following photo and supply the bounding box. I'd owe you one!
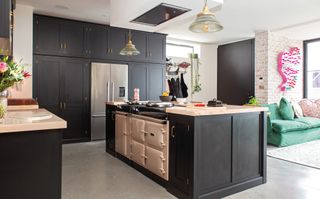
[203,0,208,11]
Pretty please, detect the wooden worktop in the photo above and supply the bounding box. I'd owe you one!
[0,109,67,134]
[165,105,268,116]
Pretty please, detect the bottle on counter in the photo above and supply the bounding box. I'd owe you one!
[133,88,140,101]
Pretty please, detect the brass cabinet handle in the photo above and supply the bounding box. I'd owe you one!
[64,43,67,49]
[60,102,63,110]
[171,125,175,138]
[63,102,67,110]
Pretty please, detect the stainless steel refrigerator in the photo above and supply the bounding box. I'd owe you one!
[91,63,128,140]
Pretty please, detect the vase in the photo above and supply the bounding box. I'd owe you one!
[0,90,9,122]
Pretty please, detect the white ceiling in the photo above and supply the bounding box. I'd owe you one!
[16,0,320,44]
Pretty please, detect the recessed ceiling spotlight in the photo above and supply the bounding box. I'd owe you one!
[55,5,69,10]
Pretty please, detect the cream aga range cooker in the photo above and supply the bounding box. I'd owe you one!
[114,102,172,181]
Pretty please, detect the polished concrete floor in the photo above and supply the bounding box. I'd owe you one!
[62,141,320,199]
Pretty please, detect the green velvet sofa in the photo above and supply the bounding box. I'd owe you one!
[265,103,320,147]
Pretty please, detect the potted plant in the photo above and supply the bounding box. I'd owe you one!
[0,55,30,121]
[245,96,259,106]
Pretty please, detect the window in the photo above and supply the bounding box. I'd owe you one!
[312,72,320,88]
[166,43,194,58]
[304,39,320,99]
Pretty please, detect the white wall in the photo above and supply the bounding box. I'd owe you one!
[168,41,218,103]
[193,44,217,102]
[9,5,33,98]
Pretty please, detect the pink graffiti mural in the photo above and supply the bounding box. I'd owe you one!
[278,47,302,92]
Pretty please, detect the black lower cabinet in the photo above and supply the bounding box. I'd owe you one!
[34,56,90,142]
[168,112,267,199]
[168,115,194,198]
[0,130,62,199]
[105,104,116,154]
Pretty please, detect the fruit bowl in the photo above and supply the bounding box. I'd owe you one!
[159,96,172,102]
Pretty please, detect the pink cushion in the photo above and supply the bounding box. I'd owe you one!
[299,99,320,118]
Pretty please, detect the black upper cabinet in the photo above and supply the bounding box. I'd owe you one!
[147,64,166,100]
[34,16,62,55]
[0,0,11,38]
[147,33,166,63]
[60,20,85,57]
[128,63,148,101]
[85,24,109,59]
[34,15,85,57]
[128,30,147,62]
[34,15,167,63]
[108,27,127,60]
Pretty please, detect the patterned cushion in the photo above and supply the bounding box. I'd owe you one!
[299,99,320,118]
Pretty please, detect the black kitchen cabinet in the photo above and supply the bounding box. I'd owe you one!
[168,115,194,198]
[108,27,127,60]
[60,20,85,57]
[147,33,166,63]
[128,63,165,101]
[60,58,90,140]
[129,63,148,101]
[147,64,166,100]
[128,30,147,62]
[168,112,267,199]
[0,0,11,38]
[34,15,167,64]
[33,55,90,142]
[34,16,62,55]
[106,105,116,154]
[34,15,86,57]
[33,56,61,116]
[85,24,109,59]
[218,39,255,105]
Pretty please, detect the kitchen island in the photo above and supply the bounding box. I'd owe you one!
[106,103,267,199]
[0,108,67,199]
[167,105,267,199]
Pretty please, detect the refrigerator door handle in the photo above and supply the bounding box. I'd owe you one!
[112,82,115,102]
[107,81,110,102]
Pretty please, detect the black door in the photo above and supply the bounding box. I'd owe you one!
[129,30,147,62]
[106,105,116,153]
[60,58,90,140]
[147,33,166,63]
[108,28,127,60]
[217,39,255,105]
[129,63,148,101]
[147,64,166,100]
[61,20,85,57]
[85,24,109,59]
[169,116,193,198]
[34,15,62,55]
[0,0,10,38]
[33,56,61,116]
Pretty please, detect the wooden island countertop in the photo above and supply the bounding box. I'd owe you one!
[165,105,268,116]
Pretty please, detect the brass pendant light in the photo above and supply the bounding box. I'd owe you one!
[120,30,140,56]
[189,0,223,33]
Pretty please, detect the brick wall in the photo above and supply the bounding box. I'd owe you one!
[255,31,303,104]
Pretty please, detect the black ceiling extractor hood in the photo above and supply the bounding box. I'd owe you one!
[131,3,190,26]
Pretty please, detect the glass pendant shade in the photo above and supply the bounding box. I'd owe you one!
[120,31,140,56]
[189,3,223,33]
